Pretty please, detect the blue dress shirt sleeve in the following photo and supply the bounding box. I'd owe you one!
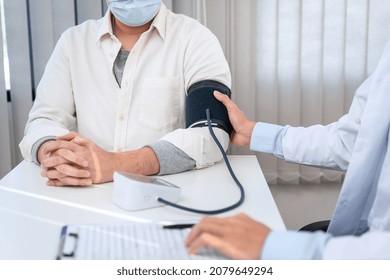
[261,230,332,259]
[249,122,333,259]
[249,122,289,158]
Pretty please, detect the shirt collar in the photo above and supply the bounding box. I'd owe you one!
[96,3,168,44]
[150,3,167,41]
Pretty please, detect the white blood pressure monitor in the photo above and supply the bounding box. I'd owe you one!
[112,171,181,211]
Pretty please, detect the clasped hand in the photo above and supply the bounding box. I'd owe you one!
[39,132,115,186]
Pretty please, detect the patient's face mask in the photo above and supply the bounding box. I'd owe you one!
[107,0,162,27]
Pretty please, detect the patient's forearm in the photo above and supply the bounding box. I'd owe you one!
[113,146,160,176]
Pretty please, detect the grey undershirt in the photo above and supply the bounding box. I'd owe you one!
[113,49,196,175]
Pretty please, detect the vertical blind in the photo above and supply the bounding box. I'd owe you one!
[0,4,11,177]
[254,0,390,184]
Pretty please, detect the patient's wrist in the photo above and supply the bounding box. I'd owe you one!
[36,138,56,164]
[113,147,160,175]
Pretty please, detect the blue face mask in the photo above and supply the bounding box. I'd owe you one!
[108,0,162,27]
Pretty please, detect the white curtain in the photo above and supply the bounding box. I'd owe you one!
[251,0,390,184]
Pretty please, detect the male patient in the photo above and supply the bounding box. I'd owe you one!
[19,0,231,186]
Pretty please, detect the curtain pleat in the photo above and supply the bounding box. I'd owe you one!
[3,0,33,165]
[256,0,390,184]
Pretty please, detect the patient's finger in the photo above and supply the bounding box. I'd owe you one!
[41,148,88,168]
[47,177,93,186]
[44,164,90,179]
[57,132,80,141]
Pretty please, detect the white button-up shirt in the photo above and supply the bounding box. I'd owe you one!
[20,4,231,168]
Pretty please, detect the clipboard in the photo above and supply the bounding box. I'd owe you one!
[57,222,227,260]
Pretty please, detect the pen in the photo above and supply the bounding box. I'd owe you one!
[163,223,195,229]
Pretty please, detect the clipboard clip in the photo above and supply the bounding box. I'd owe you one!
[57,227,79,259]
[62,233,78,257]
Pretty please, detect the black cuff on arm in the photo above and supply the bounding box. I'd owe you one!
[186,80,233,135]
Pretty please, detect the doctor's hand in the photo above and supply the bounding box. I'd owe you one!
[185,213,271,260]
[214,91,256,147]
[41,132,116,186]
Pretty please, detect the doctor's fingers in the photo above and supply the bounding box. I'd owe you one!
[42,164,90,180]
[185,217,232,246]
[186,213,260,246]
[213,91,241,114]
[186,232,230,257]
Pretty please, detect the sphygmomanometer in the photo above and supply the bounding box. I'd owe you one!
[112,80,245,215]
[185,80,233,135]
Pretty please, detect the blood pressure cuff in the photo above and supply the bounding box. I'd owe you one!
[186,80,233,135]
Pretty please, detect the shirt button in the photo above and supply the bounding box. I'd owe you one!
[354,118,361,125]
[110,53,116,58]
[119,115,125,121]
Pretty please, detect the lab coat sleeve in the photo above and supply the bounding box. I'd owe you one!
[250,122,287,158]
[281,75,372,170]
[262,229,390,259]
[19,32,74,161]
[160,22,232,169]
[323,231,390,259]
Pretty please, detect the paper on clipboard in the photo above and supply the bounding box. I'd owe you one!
[57,222,227,260]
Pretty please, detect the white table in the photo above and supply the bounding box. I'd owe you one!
[0,155,285,259]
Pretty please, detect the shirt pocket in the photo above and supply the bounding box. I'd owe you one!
[138,77,180,131]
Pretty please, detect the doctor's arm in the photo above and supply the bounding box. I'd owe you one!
[186,213,390,259]
[185,213,329,260]
[215,75,372,170]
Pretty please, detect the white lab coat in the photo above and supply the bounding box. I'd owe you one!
[281,42,390,259]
